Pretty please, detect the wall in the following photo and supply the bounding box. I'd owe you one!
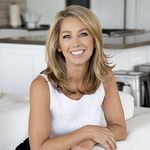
[0,0,27,26]
[0,0,149,29]
[105,46,150,71]
[27,0,65,24]
[27,0,124,28]
[27,0,150,30]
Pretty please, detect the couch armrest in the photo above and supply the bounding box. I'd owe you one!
[93,107,150,150]
[0,101,29,150]
[117,107,150,150]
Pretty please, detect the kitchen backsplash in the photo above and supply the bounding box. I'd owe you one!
[0,0,27,26]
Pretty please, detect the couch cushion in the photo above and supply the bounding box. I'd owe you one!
[119,91,134,120]
[99,91,135,126]
[0,94,29,150]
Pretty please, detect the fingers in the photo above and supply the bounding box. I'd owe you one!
[105,136,116,150]
[98,135,116,150]
[78,139,95,149]
[105,129,117,149]
[91,126,117,150]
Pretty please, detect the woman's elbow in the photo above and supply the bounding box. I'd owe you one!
[118,125,127,141]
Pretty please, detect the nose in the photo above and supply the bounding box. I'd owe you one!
[71,36,80,47]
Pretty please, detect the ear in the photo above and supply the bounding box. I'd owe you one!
[57,48,62,52]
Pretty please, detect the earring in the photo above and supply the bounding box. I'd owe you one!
[58,48,61,52]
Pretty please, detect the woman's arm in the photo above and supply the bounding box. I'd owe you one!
[72,70,127,150]
[29,76,92,150]
[29,76,51,150]
[71,140,96,150]
[103,70,127,141]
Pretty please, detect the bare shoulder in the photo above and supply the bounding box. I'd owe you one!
[30,75,50,106]
[30,76,49,90]
[29,76,51,147]
[103,69,120,106]
[104,69,116,88]
[106,69,115,80]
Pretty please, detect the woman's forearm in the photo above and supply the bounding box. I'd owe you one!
[41,126,90,150]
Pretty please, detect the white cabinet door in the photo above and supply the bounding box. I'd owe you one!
[136,0,150,30]
[91,0,124,29]
[0,44,46,96]
[91,0,150,30]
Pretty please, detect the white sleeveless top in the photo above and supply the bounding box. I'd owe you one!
[40,74,106,137]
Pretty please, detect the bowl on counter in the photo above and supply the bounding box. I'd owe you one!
[22,13,41,29]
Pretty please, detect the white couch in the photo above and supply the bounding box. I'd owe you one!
[0,94,29,150]
[0,92,150,150]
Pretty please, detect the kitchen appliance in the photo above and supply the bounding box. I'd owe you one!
[9,3,22,28]
[117,82,132,95]
[115,70,150,107]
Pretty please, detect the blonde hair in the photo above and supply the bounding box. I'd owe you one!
[42,5,113,94]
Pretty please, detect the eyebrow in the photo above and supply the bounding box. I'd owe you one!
[61,28,88,34]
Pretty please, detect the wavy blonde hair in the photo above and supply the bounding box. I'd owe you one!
[42,5,114,94]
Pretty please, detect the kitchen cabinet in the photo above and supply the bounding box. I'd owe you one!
[0,42,150,96]
[136,0,150,30]
[0,44,46,96]
[26,0,150,30]
[27,0,125,29]
[93,0,150,30]
[91,0,124,29]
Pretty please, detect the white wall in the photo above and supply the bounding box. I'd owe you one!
[27,0,65,24]
[126,0,137,29]
[136,0,150,30]
[91,0,124,29]
[27,0,150,30]
[27,0,124,28]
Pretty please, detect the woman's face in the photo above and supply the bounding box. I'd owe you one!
[59,17,94,67]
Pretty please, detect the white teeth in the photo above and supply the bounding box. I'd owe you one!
[70,50,84,56]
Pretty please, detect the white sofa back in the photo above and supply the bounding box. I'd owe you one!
[0,94,29,150]
[119,91,134,119]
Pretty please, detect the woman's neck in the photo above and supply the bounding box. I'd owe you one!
[66,64,88,83]
[65,64,89,93]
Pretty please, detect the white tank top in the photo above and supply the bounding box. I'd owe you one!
[40,74,106,137]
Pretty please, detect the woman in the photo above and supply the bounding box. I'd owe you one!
[29,5,126,150]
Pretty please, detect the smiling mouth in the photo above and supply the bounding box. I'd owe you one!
[70,49,85,56]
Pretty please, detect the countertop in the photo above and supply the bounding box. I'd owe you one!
[103,31,150,49]
[0,24,50,31]
[0,29,150,49]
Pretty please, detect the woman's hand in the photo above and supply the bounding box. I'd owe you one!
[71,139,95,150]
[79,140,95,149]
[71,146,89,150]
[86,125,117,150]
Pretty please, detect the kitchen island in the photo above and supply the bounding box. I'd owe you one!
[0,31,150,95]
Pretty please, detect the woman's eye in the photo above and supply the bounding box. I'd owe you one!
[80,32,88,37]
[63,35,71,39]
